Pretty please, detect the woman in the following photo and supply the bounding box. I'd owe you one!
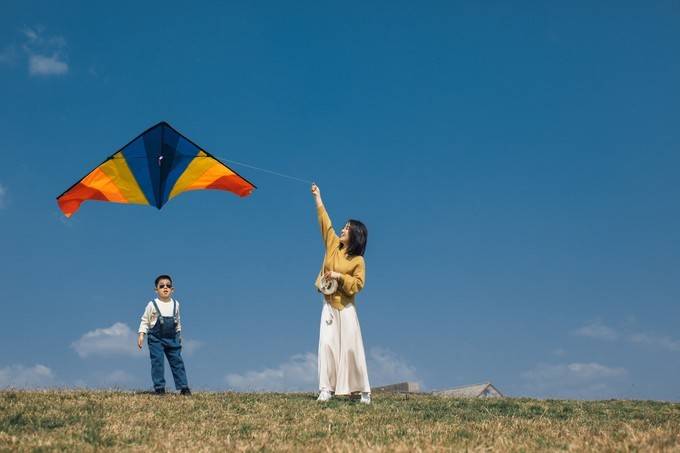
[311,183,371,404]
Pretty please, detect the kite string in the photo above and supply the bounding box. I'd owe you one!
[112,154,313,185]
[213,157,313,185]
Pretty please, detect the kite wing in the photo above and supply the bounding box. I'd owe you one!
[57,121,256,217]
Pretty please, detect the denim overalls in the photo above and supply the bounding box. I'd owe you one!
[148,299,189,391]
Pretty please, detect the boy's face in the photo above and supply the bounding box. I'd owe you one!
[155,279,174,300]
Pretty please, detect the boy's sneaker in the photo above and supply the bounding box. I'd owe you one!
[317,389,332,402]
[180,388,192,396]
[154,388,166,395]
[360,392,371,404]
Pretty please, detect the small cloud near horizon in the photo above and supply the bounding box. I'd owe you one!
[102,369,136,386]
[573,320,680,353]
[521,362,627,399]
[72,322,142,358]
[368,347,421,388]
[226,352,317,392]
[72,322,202,359]
[182,339,204,356]
[572,321,618,341]
[0,364,55,388]
[225,347,421,392]
[629,333,680,353]
[0,183,7,208]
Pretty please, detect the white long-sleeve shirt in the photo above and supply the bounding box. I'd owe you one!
[138,298,182,334]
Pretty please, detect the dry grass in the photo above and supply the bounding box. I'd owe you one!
[1,390,679,452]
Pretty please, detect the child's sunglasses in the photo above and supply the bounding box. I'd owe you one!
[157,284,173,289]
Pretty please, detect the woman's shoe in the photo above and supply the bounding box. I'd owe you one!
[360,392,371,404]
[317,389,332,402]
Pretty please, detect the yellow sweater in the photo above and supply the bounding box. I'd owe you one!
[316,205,365,310]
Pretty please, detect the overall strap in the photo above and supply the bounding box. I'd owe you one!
[173,299,177,321]
[151,299,164,324]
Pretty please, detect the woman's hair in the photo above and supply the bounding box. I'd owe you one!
[343,219,368,257]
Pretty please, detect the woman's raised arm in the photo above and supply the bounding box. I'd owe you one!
[312,183,338,251]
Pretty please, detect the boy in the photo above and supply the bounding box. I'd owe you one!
[137,274,191,395]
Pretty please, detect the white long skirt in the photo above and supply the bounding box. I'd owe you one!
[318,301,371,395]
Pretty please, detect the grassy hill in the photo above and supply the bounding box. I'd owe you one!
[1,390,679,451]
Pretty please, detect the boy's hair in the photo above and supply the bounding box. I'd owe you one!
[155,275,173,287]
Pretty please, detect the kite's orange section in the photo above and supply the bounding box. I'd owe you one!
[82,167,128,203]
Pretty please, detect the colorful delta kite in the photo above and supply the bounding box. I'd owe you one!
[57,122,256,217]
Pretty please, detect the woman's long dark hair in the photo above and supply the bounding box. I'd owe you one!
[343,219,368,257]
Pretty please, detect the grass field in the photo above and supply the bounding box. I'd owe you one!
[1,390,679,451]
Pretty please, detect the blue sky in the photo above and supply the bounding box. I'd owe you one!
[1,1,679,400]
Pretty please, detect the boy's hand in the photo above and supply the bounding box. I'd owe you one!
[137,333,145,350]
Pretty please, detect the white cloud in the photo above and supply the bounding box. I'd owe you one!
[0,183,6,208]
[72,322,140,358]
[102,370,135,386]
[367,347,420,387]
[69,370,142,389]
[29,54,68,76]
[521,362,627,399]
[19,26,68,76]
[22,27,39,42]
[522,362,626,381]
[225,347,420,392]
[0,364,55,388]
[572,320,680,353]
[182,339,204,356]
[572,322,618,341]
[72,322,203,359]
[629,333,680,352]
[225,353,317,392]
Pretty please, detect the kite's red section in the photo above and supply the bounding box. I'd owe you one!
[58,183,108,218]
[206,175,255,197]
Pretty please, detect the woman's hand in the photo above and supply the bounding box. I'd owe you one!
[324,271,342,280]
[311,183,323,207]
[137,333,145,350]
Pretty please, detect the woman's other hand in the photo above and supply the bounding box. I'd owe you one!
[324,271,341,280]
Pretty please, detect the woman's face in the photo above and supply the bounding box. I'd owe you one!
[339,223,351,245]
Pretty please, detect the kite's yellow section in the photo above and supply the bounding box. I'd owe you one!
[100,153,149,205]
[169,151,235,199]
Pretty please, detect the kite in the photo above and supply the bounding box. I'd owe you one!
[57,121,256,217]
